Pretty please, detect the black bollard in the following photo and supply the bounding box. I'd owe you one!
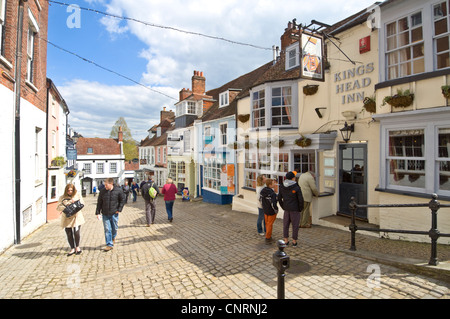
[273,240,290,299]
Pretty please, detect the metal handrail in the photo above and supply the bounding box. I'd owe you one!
[349,194,450,266]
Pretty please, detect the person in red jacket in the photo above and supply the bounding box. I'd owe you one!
[161,178,178,222]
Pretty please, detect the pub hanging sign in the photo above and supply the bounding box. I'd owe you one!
[300,30,325,82]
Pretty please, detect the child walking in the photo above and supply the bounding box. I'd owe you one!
[259,178,279,244]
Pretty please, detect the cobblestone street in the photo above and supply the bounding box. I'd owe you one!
[0,195,449,300]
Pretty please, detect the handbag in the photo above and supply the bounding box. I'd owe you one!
[62,199,84,218]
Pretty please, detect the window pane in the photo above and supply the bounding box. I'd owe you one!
[440,161,450,190]
[400,62,411,76]
[398,17,409,31]
[413,58,425,74]
[389,159,425,188]
[387,52,398,65]
[387,36,397,51]
[411,12,422,27]
[436,36,449,53]
[398,32,410,46]
[438,129,450,158]
[411,27,423,43]
[437,52,450,69]
[399,48,411,62]
[412,43,424,58]
[434,2,447,20]
[387,22,396,36]
[435,18,448,36]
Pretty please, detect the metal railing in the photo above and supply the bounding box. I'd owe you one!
[349,194,450,266]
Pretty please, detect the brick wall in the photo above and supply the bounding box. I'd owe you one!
[0,0,48,113]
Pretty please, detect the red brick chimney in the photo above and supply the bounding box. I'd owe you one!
[118,126,123,142]
[280,21,299,52]
[179,88,191,101]
[192,70,205,95]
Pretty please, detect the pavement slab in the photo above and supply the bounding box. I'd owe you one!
[0,195,449,300]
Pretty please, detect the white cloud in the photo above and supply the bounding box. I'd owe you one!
[72,0,377,140]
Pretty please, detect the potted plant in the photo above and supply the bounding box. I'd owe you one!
[238,114,250,123]
[442,85,450,99]
[363,96,376,113]
[382,89,414,108]
[295,135,312,148]
[303,84,319,96]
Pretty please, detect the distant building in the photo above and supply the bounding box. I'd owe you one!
[76,127,125,193]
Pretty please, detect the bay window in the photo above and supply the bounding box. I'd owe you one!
[434,1,450,69]
[250,82,297,129]
[377,110,450,197]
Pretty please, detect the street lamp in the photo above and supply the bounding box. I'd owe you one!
[340,122,354,143]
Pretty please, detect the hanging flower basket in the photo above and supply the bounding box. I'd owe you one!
[295,135,312,148]
[442,85,450,99]
[363,96,376,113]
[244,141,253,149]
[382,89,414,108]
[229,142,240,149]
[303,84,319,96]
[238,114,250,123]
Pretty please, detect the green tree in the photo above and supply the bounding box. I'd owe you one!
[110,117,138,161]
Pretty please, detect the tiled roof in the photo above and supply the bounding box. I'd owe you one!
[76,137,121,155]
[200,61,274,122]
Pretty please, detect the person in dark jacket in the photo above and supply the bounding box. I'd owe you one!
[260,178,279,244]
[141,177,160,226]
[279,171,304,247]
[96,178,125,251]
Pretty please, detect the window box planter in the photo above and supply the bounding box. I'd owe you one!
[382,89,414,108]
[303,84,319,96]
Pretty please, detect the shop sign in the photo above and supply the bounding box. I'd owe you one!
[334,62,374,104]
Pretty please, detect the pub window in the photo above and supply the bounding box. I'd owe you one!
[434,1,450,69]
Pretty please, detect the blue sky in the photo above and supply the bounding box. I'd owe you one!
[46,0,379,142]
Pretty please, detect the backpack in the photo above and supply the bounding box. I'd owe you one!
[148,183,157,199]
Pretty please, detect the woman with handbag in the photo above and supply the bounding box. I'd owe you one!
[57,183,85,256]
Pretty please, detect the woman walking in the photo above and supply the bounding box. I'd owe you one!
[256,175,266,236]
[161,178,178,222]
[57,183,85,256]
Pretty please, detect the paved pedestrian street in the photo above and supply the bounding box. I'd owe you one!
[0,195,449,301]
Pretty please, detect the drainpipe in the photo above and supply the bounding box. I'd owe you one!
[14,0,27,244]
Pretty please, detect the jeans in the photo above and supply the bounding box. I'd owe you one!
[102,213,119,247]
[257,208,266,234]
[165,200,174,220]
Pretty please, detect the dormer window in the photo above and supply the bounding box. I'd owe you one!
[87,147,93,154]
[286,42,300,70]
[175,100,201,117]
[219,91,229,107]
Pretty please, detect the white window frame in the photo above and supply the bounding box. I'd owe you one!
[83,163,91,174]
[219,91,229,107]
[26,9,39,84]
[250,81,298,130]
[378,109,450,198]
[110,162,117,174]
[433,0,450,70]
[285,42,300,70]
[219,122,227,146]
[97,162,104,175]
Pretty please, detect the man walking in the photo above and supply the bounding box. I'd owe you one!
[141,176,160,226]
[278,171,303,246]
[96,178,125,251]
